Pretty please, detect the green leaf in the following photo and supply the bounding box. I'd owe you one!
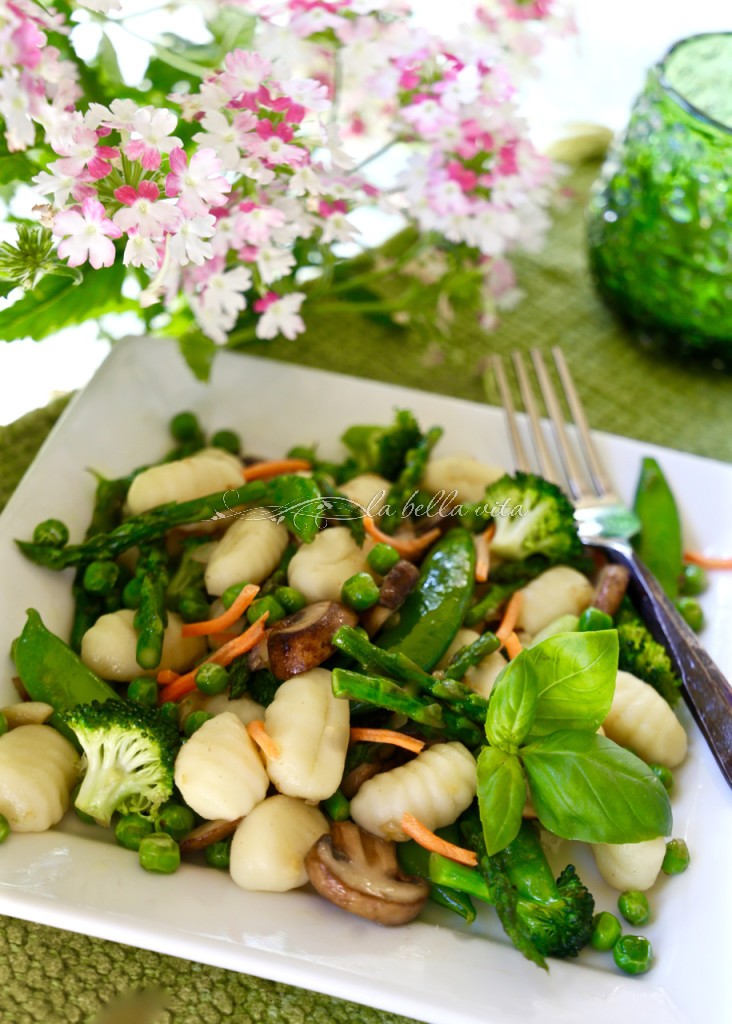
[521,730,672,844]
[484,659,537,752]
[178,330,217,382]
[477,747,526,856]
[209,5,256,53]
[522,630,619,739]
[0,263,134,342]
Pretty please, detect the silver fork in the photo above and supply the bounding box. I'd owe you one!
[491,346,732,790]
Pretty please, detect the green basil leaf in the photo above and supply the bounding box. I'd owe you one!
[522,729,672,843]
[484,659,537,752]
[477,747,526,856]
[521,630,619,739]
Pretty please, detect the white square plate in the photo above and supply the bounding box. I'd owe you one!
[1,336,731,1024]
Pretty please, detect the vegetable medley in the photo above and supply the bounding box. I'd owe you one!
[1,409,700,976]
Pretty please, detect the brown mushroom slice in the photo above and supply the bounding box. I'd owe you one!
[305,820,429,926]
[179,817,243,854]
[378,560,420,610]
[592,564,630,617]
[267,601,357,679]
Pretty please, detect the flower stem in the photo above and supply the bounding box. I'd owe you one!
[353,138,398,173]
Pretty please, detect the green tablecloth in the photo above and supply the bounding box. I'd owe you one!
[2,157,731,1024]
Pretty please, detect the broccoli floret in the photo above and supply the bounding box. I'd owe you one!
[616,613,681,706]
[515,863,595,959]
[341,410,422,480]
[61,699,180,826]
[480,472,583,563]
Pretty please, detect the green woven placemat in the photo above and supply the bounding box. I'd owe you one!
[2,155,731,1024]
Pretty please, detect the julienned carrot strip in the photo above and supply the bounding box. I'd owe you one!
[247,720,280,760]
[496,589,523,642]
[684,551,732,569]
[157,615,269,703]
[363,516,441,559]
[503,631,522,660]
[349,728,425,755]
[181,583,259,638]
[242,458,311,482]
[474,523,495,583]
[400,813,478,867]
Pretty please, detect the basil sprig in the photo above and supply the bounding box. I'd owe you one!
[477,630,672,855]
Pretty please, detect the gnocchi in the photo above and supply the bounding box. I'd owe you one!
[229,795,328,892]
[204,509,289,596]
[350,741,477,842]
[436,628,507,699]
[0,725,78,832]
[81,609,206,682]
[174,712,269,821]
[592,837,667,891]
[603,670,688,768]
[264,669,350,802]
[287,526,374,604]
[421,455,505,505]
[126,447,243,516]
[339,473,391,516]
[517,566,594,636]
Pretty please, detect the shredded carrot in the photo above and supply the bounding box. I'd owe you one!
[349,728,425,755]
[158,615,269,703]
[247,719,280,760]
[181,583,259,638]
[400,813,478,867]
[242,458,311,482]
[496,589,523,642]
[503,631,522,660]
[474,523,495,583]
[209,630,240,645]
[156,669,180,686]
[363,515,441,559]
[684,551,732,569]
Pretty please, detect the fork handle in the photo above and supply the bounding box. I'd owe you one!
[595,539,732,789]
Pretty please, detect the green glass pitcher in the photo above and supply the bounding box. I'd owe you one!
[587,33,732,359]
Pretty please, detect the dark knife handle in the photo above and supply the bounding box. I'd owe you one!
[595,540,732,789]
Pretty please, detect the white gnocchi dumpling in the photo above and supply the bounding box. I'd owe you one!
[350,741,477,842]
[287,526,374,604]
[421,455,505,505]
[81,609,206,682]
[204,509,289,596]
[339,473,391,516]
[174,712,269,821]
[436,629,507,699]
[603,670,687,768]
[126,447,243,516]
[0,725,78,832]
[264,669,350,802]
[528,614,580,647]
[191,692,265,726]
[592,837,667,891]
[517,566,594,636]
[229,795,328,892]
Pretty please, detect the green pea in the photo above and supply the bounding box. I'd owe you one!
[71,782,97,825]
[157,801,195,842]
[184,710,213,737]
[322,789,350,822]
[32,518,69,547]
[122,577,142,609]
[662,838,690,875]
[613,935,653,975]
[221,582,248,610]
[0,813,10,844]
[170,411,204,444]
[0,712,7,737]
[590,911,622,952]
[247,596,286,625]
[680,563,708,596]
[138,833,180,874]
[274,586,306,615]
[578,606,614,632]
[178,596,211,623]
[159,702,180,729]
[367,543,400,576]
[115,812,154,851]
[195,662,229,696]
[205,838,232,870]
[674,596,705,633]
[83,560,120,596]
[341,572,380,611]
[127,676,159,707]
[211,429,241,455]
[649,763,674,791]
[618,890,650,926]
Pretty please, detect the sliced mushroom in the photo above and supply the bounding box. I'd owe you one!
[267,601,358,680]
[305,820,429,926]
[247,638,270,672]
[179,817,242,854]
[378,560,420,610]
[592,564,630,617]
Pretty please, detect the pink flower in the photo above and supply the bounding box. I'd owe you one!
[235,202,286,246]
[254,292,306,341]
[165,147,231,216]
[125,108,182,171]
[55,125,119,180]
[113,180,181,237]
[220,50,272,100]
[446,161,477,192]
[244,122,305,168]
[11,19,45,69]
[53,197,122,269]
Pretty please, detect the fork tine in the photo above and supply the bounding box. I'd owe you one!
[551,347,615,498]
[530,348,592,502]
[511,351,560,484]
[490,355,531,472]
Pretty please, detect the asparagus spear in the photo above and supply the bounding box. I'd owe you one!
[380,426,443,534]
[134,545,169,670]
[444,631,501,681]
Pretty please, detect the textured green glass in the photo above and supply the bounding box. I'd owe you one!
[588,34,732,357]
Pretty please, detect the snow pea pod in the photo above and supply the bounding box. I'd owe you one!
[266,474,323,544]
[633,457,683,599]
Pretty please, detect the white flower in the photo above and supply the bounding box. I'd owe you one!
[33,160,77,206]
[76,0,123,12]
[202,266,252,319]
[167,215,216,266]
[279,77,331,113]
[123,235,159,269]
[320,212,358,245]
[255,292,306,341]
[256,246,296,285]
[0,75,34,151]
[193,111,240,171]
[239,155,275,186]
